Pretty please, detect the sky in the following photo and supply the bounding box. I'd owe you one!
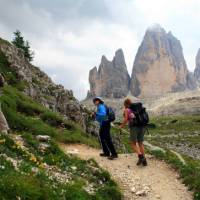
[0,0,200,100]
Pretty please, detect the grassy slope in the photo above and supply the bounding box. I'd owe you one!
[0,48,122,200]
[147,115,200,151]
[2,85,99,147]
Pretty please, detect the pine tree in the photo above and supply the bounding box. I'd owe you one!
[12,30,34,62]
[24,41,34,62]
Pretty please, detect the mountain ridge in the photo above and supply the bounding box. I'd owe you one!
[87,25,197,99]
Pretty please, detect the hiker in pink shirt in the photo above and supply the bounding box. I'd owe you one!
[120,98,147,166]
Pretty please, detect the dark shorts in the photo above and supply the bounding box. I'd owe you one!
[130,126,145,143]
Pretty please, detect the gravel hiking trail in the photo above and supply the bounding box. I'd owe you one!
[60,143,193,200]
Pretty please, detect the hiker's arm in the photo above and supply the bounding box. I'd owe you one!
[120,109,128,129]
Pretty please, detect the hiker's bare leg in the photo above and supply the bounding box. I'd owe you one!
[138,141,147,165]
[130,141,141,155]
[138,142,145,155]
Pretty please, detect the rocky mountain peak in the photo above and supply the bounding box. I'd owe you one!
[87,49,130,98]
[130,25,197,97]
[113,48,126,68]
[101,55,109,63]
[146,23,165,33]
[196,48,200,65]
[87,25,197,99]
[194,49,200,85]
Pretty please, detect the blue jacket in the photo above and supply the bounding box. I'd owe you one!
[95,104,107,125]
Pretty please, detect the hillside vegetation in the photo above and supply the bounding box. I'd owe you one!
[0,47,121,200]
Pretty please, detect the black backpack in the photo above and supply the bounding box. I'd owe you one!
[105,105,116,122]
[129,103,149,126]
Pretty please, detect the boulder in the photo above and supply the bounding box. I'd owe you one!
[36,135,50,142]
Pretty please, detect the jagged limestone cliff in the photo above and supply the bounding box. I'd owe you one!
[194,49,200,86]
[88,49,130,98]
[130,25,196,97]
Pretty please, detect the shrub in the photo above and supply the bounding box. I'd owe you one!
[40,111,63,127]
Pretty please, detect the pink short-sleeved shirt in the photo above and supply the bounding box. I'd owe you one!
[124,108,135,121]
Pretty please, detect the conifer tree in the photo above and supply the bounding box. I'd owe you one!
[12,30,34,62]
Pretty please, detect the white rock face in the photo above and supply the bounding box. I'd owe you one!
[130,25,197,97]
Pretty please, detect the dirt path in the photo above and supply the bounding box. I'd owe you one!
[60,143,193,200]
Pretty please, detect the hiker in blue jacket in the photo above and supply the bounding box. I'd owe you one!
[93,97,118,160]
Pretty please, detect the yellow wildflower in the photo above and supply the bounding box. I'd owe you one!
[30,154,37,163]
[38,163,45,169]
[0,139,5,144]
[15,141,21,146]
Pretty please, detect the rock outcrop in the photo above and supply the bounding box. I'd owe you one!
[194,49,200,86]
[0,38,91,131]
[87,49,130,98]
[130,24,197,97]
[187,72,197,90]
[0,73,9,134]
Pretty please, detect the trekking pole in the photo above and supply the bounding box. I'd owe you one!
[119,129,129,157]
[146,127,150,135]
[97,132,103,149]
[94,122,103,149]
[118,130,126,154]
[117,130,125,154]
[112,124,129,157]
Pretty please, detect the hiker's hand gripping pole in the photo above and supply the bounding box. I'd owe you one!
[111,123,129,135]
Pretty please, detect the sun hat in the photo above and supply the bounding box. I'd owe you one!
[93,96,104,104]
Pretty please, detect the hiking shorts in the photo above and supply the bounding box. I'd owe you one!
[129,126,145,143]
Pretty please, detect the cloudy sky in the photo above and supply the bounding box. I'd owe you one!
[0,0,200,100]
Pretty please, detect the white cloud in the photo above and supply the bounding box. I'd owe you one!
[132,0,200,70]
[32,21,138,99]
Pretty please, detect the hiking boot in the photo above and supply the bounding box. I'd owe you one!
[142,158,148,166]
[136,158,143,166]
[100,153,110,157]
[136,154,144,166]
[107,155,118,160]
